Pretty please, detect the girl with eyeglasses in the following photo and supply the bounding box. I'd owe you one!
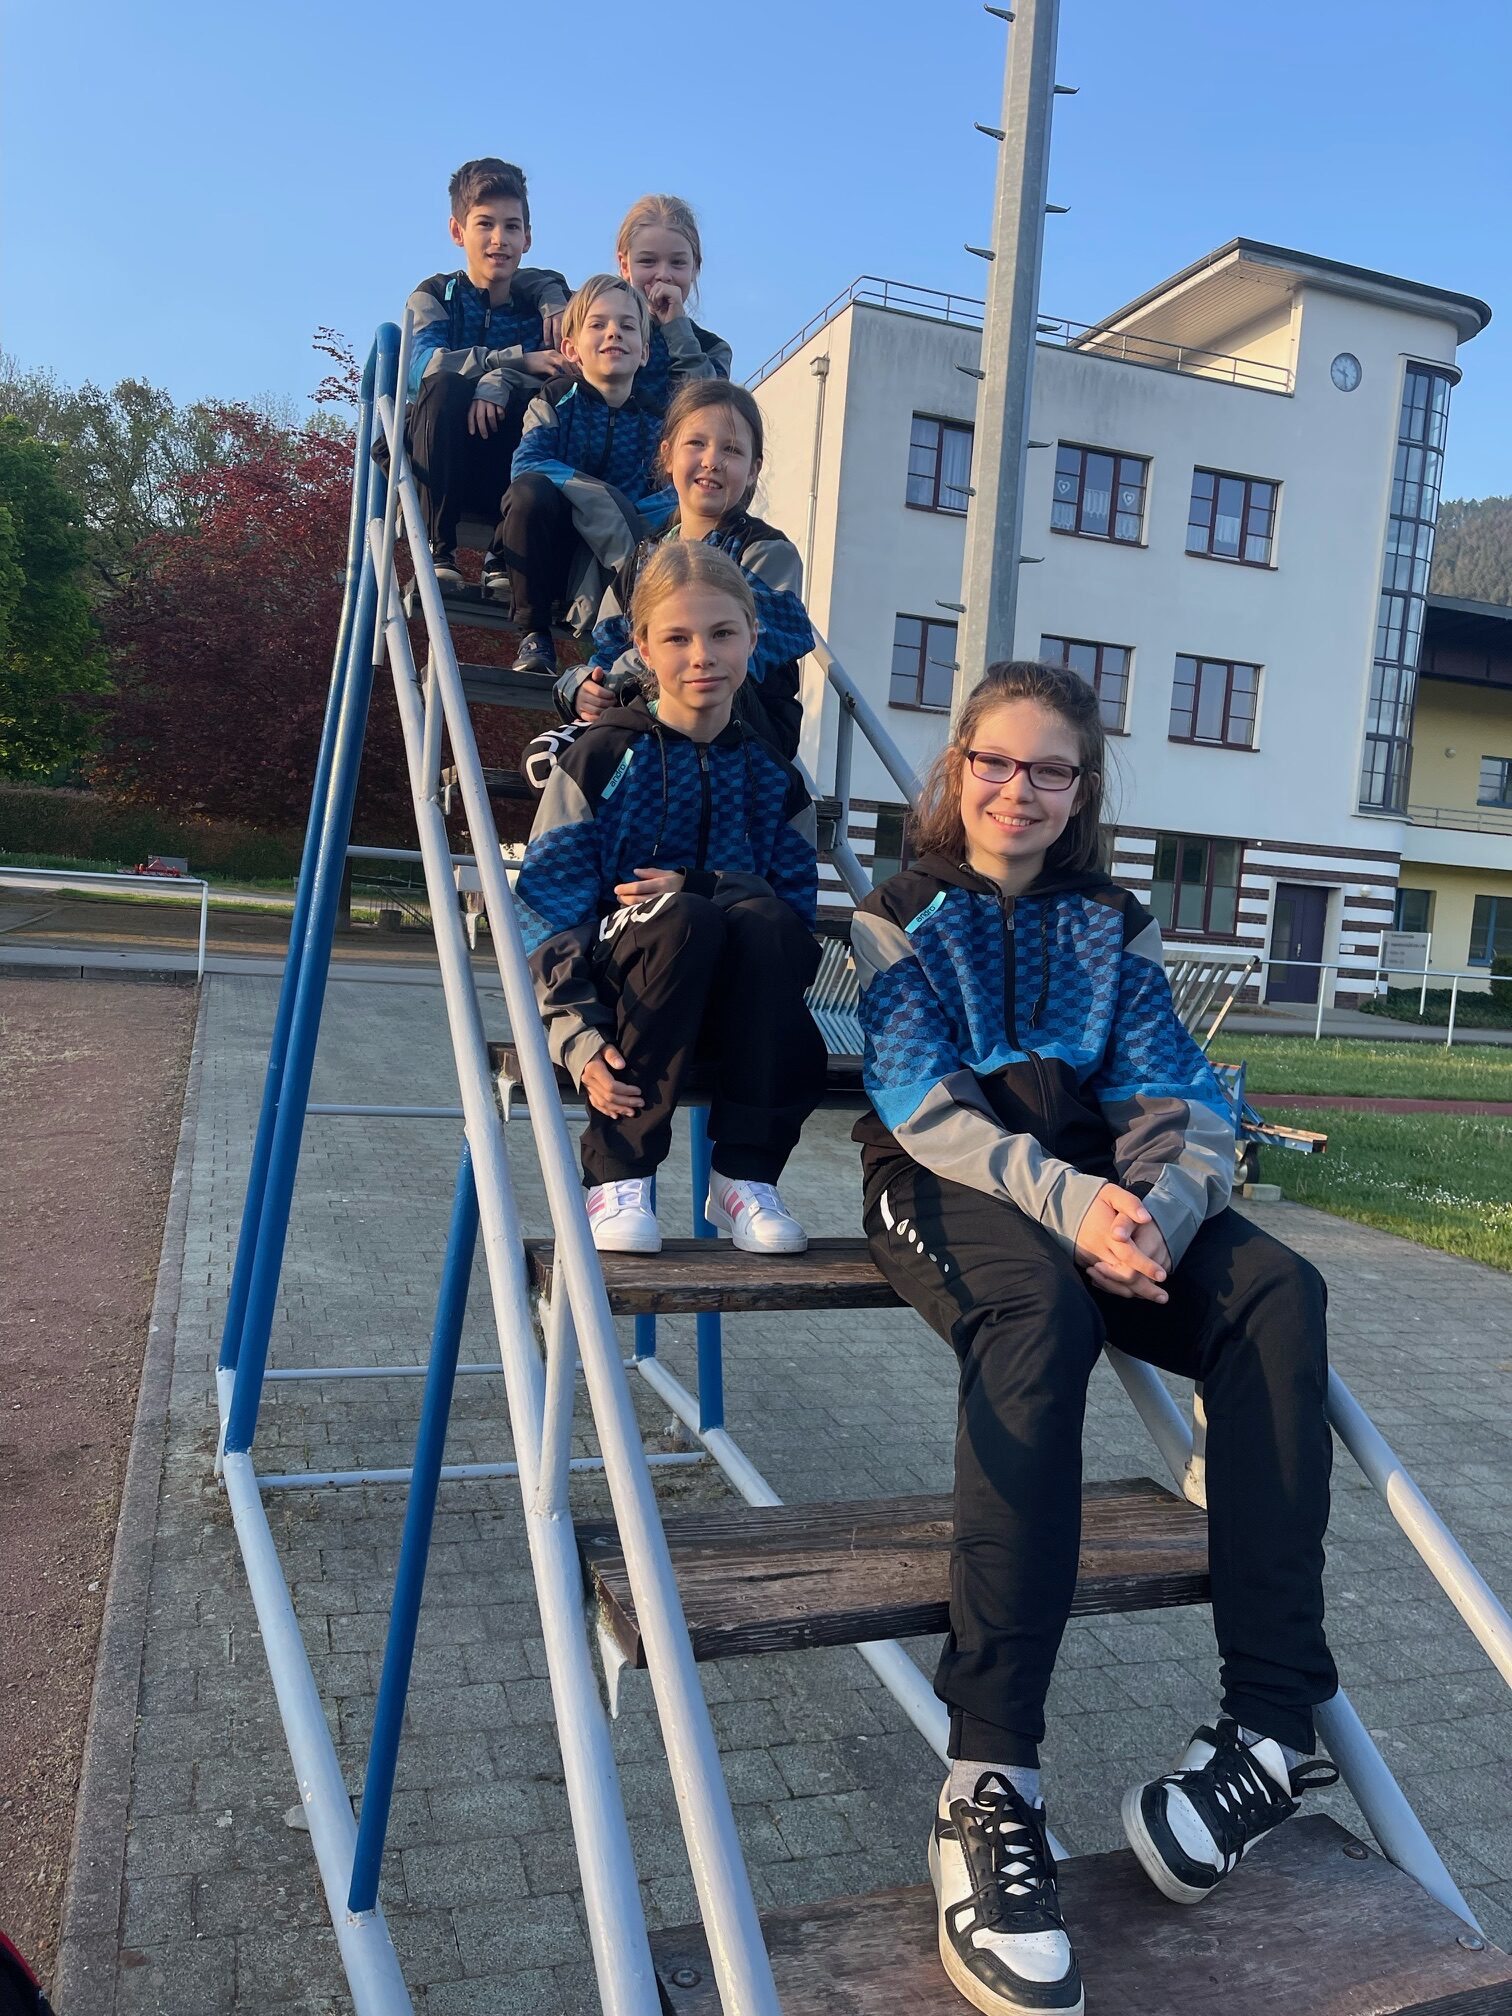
[851,660,1338,2016]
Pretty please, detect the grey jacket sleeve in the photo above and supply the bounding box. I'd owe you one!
[854,909,1106,1253]
[659,312,732,386]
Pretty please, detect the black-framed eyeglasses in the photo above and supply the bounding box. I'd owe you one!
[965,751,1082,792]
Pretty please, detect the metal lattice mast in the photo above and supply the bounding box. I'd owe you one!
[953,0,1064,712]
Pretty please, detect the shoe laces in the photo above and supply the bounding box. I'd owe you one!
[953,1775,1064,1934]
[1169,1723,1337,1858]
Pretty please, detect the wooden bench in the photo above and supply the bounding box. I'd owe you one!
[651,1813,1512,2013]
[576,1477,1210,1668]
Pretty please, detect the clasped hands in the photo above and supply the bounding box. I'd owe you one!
[1075,1184,1172,1304]
[579,868,688,1118]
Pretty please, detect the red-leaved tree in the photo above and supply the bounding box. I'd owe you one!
[96,339,549,845]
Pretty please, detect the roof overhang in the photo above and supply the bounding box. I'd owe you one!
[1086,239,1491,352]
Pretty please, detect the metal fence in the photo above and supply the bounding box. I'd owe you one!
[0,862,210,982]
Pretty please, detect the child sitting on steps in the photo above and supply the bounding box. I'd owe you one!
[515,543,824,1256]
[615,193,730,414]
[853,658,1340,2016]
[493,276,675,679]
[524,380,812,788]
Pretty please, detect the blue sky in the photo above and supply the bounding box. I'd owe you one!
[5,0,1509,497]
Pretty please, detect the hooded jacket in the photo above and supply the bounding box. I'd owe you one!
[852,855,1235,1265]
[404,266,570,402]
[529,510,810,770]
[515,698,818,1083]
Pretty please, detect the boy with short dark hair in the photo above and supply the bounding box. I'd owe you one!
[494,275,676,676]
[403,158,570,587]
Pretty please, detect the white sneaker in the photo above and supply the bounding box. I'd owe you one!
[704,1176,808,1254]
[929,1773,1083,2015]
[585,1179,660,1254]
[1121,1718,1337,1904]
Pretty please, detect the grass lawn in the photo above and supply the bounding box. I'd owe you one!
[1215,1035,1512,1101]
[1259,1105,1512,1272]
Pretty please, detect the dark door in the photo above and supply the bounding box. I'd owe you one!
[1267,883,1329,1004]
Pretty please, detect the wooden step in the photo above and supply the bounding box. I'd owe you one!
[577,1476,1209,1667]
[651,1815,1512,2014]
[441,764,532,805]
[526,1236,897,1316]
[456,660,558,712]
[487,1042,865,1107]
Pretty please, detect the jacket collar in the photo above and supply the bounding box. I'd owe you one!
[616,695,747,751]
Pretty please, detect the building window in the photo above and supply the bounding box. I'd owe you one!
[1394,887,1433,934]
[1478,756,1512,807]
[1169,656,1260,749]
[871,806,908,886]
[1051,443,1148,544]
[1186,468,1277,565]
[1470,894,1512,967]
[1039,634,1132,733]
[1358,364,1454,813]
[907,415,973,514]
[1149,834,1242,937]
[890,614,956,712]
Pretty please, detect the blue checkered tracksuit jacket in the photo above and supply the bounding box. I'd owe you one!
[515,699,818,1084]
[404,267,570,402]
[851,855,1236,1263]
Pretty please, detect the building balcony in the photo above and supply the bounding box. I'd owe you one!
[1407,801,1512,835]
[747,277,1293,394]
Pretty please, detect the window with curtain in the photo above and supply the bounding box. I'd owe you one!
[906,415,974,514]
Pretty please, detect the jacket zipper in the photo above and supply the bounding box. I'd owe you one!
[599,406,617,480]
[695,746,712,867]
[996,889,1052,1111]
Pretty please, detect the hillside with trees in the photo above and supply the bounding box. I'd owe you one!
[1432,495,1512,606]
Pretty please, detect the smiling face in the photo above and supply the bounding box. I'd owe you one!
[562,294,647,393]
[618,222,697,307]
[668,405,757,529]
[636,584,753,740]
[960,699,1086,891]
[450,196,530,298]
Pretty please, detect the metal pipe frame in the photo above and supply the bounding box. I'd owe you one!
[221,1445,413,2013]
[379,381,781,2015]
[255,1454,707,1493]
[370,462,663,2014]
[351,1140,480,1912]
[218,345,388,1380]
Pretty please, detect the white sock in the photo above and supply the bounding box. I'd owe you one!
[1240,1725,1306,1778]
[949,1757,1042,1807]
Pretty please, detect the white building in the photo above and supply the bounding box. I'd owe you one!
[751,242,1494,1002]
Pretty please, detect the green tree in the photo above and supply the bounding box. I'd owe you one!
[0,354,225,594]
[0,418,109,778]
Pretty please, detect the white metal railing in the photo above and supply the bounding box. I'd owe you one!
[1407,799,1512,835]
[372,326,782,2014]
[0,862,210,981]
[1249,957,1507,1046]
[746,274,1293,395]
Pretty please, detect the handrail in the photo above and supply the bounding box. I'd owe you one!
[0,863,210,982]
[1407,799,1512,834]
[373,335,782,2014]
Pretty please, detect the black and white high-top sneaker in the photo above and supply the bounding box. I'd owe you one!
[929,1772,1083,2016]
[1121,1719,1338,1904]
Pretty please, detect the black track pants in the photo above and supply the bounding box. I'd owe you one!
[401,372,528,553]
[864,1160,1338,1763]
[492,471,577,633]
[581,891,824,1185]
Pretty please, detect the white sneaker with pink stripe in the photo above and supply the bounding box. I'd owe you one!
[704,1176,808,1255]
[585,1179,661,1254]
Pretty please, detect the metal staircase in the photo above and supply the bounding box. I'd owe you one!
[212,321,1512,2014]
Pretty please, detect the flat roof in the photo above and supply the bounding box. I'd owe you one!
[1091,239,1491,347]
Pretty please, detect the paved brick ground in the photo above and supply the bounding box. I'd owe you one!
[95,974,1512,2012]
